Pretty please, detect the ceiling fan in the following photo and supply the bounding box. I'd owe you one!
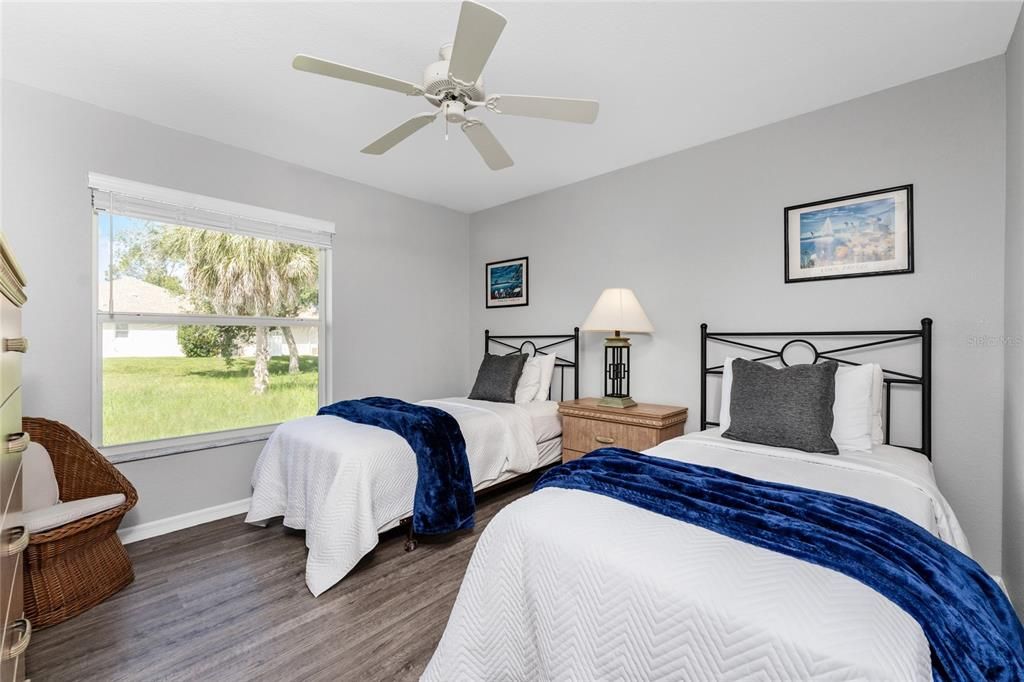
[293,1,600,171]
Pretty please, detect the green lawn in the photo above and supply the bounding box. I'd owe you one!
[103,355,319,446]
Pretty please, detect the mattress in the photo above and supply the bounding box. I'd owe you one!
[423,429,971,681]
[480,436,563,490]
[535,436,562,466]
[518,400,562,443]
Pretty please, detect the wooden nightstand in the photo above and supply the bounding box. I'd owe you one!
[558,398,688,462]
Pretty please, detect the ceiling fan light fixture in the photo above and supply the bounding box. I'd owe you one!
[444,100,467,124]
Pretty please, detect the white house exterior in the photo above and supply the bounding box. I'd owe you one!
[268,326,319,357]
[100,277,318,358]
[100,277,187,358]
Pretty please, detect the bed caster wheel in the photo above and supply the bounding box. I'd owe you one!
[405,539,418,552]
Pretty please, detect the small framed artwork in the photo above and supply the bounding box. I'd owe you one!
[785,185,913,283]
[485,257,529,308]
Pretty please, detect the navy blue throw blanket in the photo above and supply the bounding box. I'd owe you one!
[318,397,475,535]
[535,448,1024,682]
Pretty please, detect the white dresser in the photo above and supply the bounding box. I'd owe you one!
[0,236,28,682]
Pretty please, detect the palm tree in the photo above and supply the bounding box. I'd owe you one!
[280,272,320,375]
[167,228,318,394]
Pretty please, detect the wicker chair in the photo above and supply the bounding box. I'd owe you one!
[22,417,138,628]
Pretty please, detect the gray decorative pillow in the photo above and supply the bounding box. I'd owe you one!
[722,359,839,455]
[469,353,529,403]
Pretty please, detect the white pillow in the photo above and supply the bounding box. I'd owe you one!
[534,353,558,402]
[515,357,542,403]
[718,357,735,431]
[23,441,59,513]
[870,363,884,444]
[718,358,874,451]
[833,364,874,452]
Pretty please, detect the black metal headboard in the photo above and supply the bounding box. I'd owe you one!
[700,318,933,459]
[485,328,580,401]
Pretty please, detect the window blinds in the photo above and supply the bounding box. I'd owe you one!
[89,173,334,248]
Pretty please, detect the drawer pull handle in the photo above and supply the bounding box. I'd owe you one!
[2,619,31,660]
[5,432,29,454]
[595,436,615,444]
[3,337,27,353]
[2,526,28,557]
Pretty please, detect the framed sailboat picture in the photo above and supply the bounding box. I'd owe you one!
[784,185,913,283]
[485,257,529,308]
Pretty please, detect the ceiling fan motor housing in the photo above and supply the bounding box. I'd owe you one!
[424,44,485,107]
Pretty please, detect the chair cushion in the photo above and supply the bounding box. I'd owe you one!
[22,441,60,513]
[25,494,126,533]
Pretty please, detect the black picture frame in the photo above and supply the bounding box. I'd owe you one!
[784,184,914,283]
[485,257,529,308]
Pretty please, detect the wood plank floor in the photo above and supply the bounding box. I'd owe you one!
[27,474,539,682]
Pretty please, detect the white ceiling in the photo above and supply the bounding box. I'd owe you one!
[3,1,1022,213]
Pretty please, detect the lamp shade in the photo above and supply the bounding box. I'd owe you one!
[581,288,654,333]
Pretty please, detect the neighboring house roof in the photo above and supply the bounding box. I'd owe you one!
[98,277,187,314]
[99,277,319,318]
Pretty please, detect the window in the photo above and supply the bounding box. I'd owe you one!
[91,174,333,457]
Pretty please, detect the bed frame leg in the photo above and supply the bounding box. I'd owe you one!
[400,517,418,552]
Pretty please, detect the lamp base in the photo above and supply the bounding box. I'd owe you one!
[597,395,638,409]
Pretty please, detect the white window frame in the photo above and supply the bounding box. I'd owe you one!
[90,174,334,463]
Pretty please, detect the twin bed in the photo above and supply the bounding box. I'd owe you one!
[424,319,1021,681]
[245,330,579,596]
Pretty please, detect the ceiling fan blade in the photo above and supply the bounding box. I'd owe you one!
[448,1,507,86]
[361,113,438,155]
[462,120,513,170]
[489,95,600,124]
[293,54,422,96]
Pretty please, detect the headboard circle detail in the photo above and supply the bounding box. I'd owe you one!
[779,339,821,367]
[518,340,538,357]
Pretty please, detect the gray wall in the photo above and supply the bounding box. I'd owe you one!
[1,81,470,529]
[1004,8,1024,609]
[468,58,1008,574]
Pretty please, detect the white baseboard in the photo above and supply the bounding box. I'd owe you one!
[118,497,252,545]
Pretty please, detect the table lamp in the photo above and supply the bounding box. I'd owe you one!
[582,288,654,408]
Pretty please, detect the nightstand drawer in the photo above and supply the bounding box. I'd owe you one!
[564,417,661,453]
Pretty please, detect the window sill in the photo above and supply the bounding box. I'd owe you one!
[101,425,278,464]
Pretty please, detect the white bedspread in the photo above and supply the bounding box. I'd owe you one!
[245,398,539,596]
[423,430,970,681]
